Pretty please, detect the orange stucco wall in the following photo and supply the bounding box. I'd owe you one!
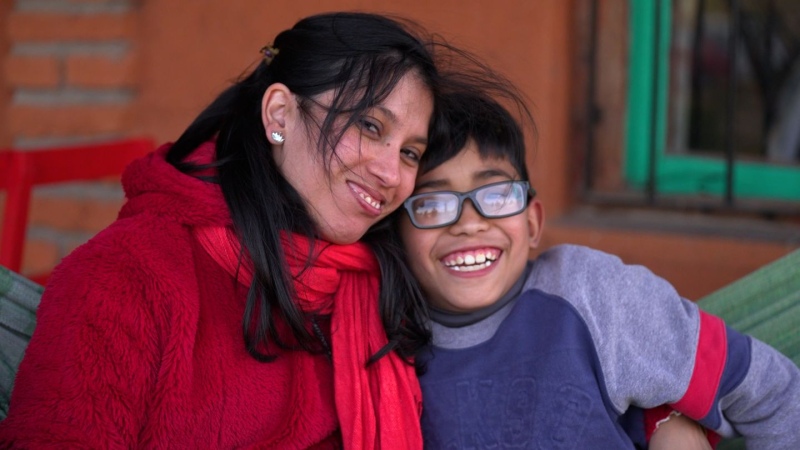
[1,0,797,298]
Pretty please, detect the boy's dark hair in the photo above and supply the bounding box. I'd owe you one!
[420,91,534,182]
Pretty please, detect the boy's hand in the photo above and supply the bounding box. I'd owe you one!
[649,412,713,450]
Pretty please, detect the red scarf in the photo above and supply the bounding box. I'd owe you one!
[196,227,423,449]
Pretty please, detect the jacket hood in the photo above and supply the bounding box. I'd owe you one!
[120,141,232,228]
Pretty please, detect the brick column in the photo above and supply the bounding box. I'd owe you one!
[0,2,13,148]
[2,0,141,277]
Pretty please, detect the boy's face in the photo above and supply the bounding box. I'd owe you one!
[399,141,544,313]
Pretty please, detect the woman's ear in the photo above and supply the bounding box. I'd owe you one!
[261,83,292,144]
[526,199,545,250]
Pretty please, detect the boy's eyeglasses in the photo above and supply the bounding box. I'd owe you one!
[403,180,536,229]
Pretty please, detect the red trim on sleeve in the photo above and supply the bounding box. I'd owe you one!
[671,311,727,419]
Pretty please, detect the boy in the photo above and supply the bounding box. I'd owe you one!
[397,92,800,449]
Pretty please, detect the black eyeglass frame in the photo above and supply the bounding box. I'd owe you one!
[402,180,537,229]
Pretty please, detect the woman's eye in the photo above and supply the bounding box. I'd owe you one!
[358,118,380,135]
[401,148,421,163]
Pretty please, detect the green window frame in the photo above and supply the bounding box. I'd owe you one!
[625,0,800,201]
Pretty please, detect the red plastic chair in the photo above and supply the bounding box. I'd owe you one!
[0,138,156,284]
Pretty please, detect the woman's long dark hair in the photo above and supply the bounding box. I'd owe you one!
[166,11,530,364]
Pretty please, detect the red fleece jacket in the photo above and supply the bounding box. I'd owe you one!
[0,143,341,449]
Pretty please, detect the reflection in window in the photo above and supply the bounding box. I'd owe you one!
[670,0,800,163]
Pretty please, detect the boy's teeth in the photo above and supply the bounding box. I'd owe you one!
[444,250,498,269]
[451,260,492,272]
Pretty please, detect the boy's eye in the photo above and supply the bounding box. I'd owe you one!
[477,184,525,214]
[413,197,457,215]
[482,193,520,213]
[484,193,508,206]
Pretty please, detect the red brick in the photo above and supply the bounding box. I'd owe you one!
[0,0,15,148]
[8,12,135,41]
[9,104,132,136]
[4,55,61,88]
[28,193,123,233]
[66,54,137,88]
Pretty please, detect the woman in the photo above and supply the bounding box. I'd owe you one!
[0,12,459,449]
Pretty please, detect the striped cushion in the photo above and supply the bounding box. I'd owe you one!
[0,266,43,420]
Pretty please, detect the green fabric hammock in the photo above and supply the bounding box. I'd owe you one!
[698,249,800,367]
[696,248,800,450]
[0,265,42,420]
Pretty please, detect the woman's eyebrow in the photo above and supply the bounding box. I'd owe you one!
[374,105,428,145]
[374,105,397,123]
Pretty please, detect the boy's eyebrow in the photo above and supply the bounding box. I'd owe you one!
[415,168,517,191]
[414,179,449,190]
[474,168,516,181]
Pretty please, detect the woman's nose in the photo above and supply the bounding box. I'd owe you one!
[366,144,402,187]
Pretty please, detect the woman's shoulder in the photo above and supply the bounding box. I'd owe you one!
[43,213,200,314]
[64,212,193,272]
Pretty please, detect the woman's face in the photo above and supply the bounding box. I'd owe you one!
[272,73,433,244]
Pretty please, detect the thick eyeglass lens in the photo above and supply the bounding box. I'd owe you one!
[407,194,459,227]
[475,182,525,216]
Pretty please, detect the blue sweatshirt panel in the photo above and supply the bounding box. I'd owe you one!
[419,290,636,449]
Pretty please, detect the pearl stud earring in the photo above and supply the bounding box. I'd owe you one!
[271,131,285,143]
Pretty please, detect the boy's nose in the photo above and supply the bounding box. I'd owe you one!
[450,199,489,234]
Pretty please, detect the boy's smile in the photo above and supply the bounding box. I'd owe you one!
[442,247,499,271]
[399,141,544,313]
